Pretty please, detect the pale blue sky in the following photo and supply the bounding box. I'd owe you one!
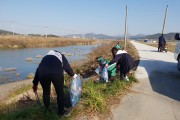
[0,0,179,36]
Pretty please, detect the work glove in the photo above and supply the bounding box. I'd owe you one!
[32,85,38,93]
[105,64,109,68]
[73,74,78,79]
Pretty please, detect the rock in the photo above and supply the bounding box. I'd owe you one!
[35,55,43,58]
[25,57,33,61]
[26,73,34,79]
[13,45,19,48]
[16,73,20,76]
[4,68,16,72]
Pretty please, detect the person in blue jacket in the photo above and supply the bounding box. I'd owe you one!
[32,50,77,116]
[158,34,166,52]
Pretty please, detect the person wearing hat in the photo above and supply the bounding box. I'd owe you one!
[110,47,135,81]
[32,50,77,116]
[115,44,121,49]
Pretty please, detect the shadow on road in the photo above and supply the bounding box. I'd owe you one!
[139,59,180,101]
[139,50,163,53]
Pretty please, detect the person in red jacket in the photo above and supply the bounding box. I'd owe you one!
[32,50,77,116]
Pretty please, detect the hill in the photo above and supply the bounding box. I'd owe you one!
[0,29,14,35]
[131,33,178,40]
[64,33,121,39]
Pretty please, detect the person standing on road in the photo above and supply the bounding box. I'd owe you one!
[110,47,135,81]
[32,50,77,116]
[158,34,166,52]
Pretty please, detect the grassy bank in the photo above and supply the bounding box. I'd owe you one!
[0,35,101,49]
[0,40,140,120]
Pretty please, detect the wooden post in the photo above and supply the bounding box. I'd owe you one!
[124,6,128,48]
[162,5,168,34]
[11,21,14,36]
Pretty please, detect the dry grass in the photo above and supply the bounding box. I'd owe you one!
[0,35,101,48]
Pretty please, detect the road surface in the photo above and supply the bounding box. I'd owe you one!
[111,41,180,120]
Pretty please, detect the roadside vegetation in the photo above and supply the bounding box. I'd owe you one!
[0,35,101,49]
[0,40,140,120]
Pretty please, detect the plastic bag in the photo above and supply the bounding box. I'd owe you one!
[100,67,109,82]
[95,66,100,74]
[70,74,82,107]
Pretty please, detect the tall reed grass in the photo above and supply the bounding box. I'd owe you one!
[0,35,99,48]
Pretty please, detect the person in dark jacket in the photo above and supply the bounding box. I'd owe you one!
[32,50,77,116]
[158,34,166,52]
[110,47,135,81]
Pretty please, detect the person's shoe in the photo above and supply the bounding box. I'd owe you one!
[125,76,129,81]
[63,108,72,117]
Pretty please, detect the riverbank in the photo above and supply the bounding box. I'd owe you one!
[0,40,140,120]
[0,35,104,49]
[0,79,32,101]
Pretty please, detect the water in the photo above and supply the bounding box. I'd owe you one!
[0,44,98,84]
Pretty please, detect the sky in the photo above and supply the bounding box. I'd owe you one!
[0,0,179,36]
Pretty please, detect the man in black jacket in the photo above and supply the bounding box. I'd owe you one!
[158,34,166,52]
[32,50,77,116]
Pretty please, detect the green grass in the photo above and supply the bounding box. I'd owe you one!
[81,75,137,115]
[0,105,71,120]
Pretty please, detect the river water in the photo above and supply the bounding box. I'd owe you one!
[0,44,98,84]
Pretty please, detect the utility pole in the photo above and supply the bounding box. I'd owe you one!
[162,5,168,34]
[124,5,128,49]
[11,21,14,36]
[44,26,48,38]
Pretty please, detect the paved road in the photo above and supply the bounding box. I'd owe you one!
[111,41,180,120]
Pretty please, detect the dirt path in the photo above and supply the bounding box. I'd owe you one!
[111,41,180,120]
[0,79,32,101]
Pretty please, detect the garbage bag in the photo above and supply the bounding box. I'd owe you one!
[70,74,82,107]
[100,67,109,82]
[95,66,100,74]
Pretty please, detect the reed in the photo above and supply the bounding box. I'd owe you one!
[0,35,100,49]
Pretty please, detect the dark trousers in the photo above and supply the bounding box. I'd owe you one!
[158,43,164,52]
[40,74,64,115]
[120,73,126,80]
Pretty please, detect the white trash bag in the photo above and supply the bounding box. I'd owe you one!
[100,67,108,82]
[95,66,100,74]
[70,74,82,107]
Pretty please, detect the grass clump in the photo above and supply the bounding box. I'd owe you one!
[82,80,107,113]
[81,75,137,116]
